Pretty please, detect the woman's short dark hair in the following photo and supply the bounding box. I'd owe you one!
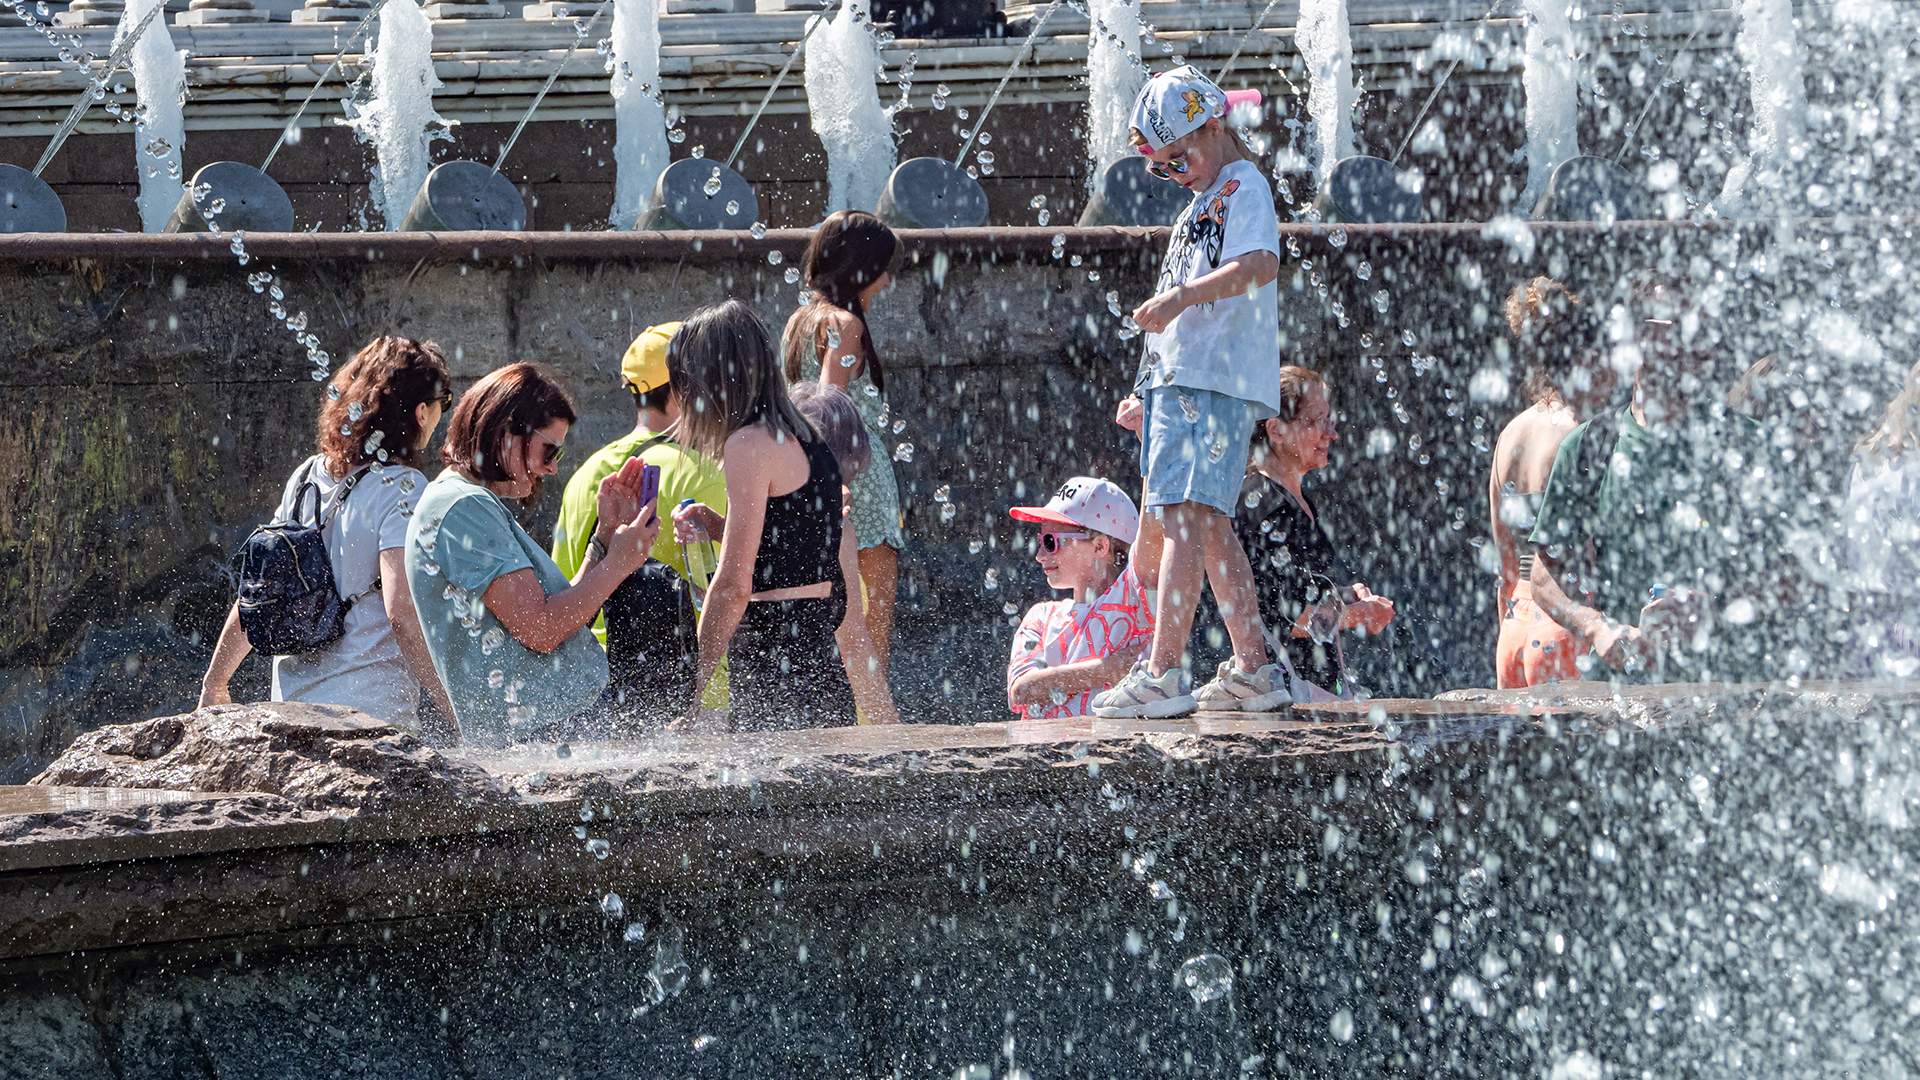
[790,381,872,482]
[317,336,451,477]
[442,362,577,483]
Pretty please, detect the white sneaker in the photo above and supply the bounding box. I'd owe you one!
[1193,660,1294,713]
[1091,663,1198,719]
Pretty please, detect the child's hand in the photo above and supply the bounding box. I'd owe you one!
[1131,286,1190,334]
[1115,395,1143,434]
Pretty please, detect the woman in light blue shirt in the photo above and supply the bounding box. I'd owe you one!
[406,362,659,745]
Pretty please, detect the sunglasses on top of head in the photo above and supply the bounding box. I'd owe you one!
[1039,530,1090,554]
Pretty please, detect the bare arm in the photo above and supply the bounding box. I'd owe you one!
[1530,546,1645,670]
[483,468,658,654]
[833,523,900,724]
[1009,648,1142,706]
[691,436,769,705]
[197,602,252,708]
[379,548,458,738]
[817,312,864,389]
[1176,250,1281,305]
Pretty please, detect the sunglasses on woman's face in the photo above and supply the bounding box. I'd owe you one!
[528,432,565,469]
[1039,530,1090,554]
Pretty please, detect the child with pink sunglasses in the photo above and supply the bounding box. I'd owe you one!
[1006,477,1155,719]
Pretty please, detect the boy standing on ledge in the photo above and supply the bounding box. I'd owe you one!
[1095,66,1290,718]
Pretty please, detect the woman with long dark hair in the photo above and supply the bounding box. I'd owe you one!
[405,362,659,745]
[677,300,898,730]
[199,336,457,733]
[781,210,907,675]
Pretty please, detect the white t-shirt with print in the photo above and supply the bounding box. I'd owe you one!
[268,454,427,726]
[1006,564,1154,719]
[1140,158,1282,414]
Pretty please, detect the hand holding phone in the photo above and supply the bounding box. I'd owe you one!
[636,462,662,514]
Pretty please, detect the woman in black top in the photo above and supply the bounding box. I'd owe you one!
[1235,366,1398,698]
[664,301,898,731]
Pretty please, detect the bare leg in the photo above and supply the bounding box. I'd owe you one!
[1148,501,1209,676]
[857,543,898,673]
[1200,513,1271,670]
[1132,479,1165,594]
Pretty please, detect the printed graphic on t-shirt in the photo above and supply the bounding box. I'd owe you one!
[1156,178,1242,298]
[1006,566,1154,719]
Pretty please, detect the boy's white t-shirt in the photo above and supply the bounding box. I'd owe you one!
[1006,564,1155,719]
[268,454,427,727]
[1141,158,1283,414]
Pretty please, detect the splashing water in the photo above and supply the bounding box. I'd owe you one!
[346,0,451,230]
[609,0,668,226]
[1518,0,1582,208]
[1084,0,1146,176]
[118,0,185,232]
[804,0,895,213]
[1717,0,1808,213]
[1297,0,1356,187]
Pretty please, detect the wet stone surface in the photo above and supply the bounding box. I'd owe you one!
[3,685,1919,1075]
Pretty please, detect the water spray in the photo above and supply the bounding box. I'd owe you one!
[261,0,393,174]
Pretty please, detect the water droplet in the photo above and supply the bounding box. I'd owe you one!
[1002,601,1017,615]
[750,221,767,239]
[1149,880,1174,900]
[892,442,914,462]
[784,267,801,285]
[933,484,951,501]
[725,199,740,215]
[347,402,364,421]
[480,627,506,655]
[421,560,441,577]
[1330,1008,1355,1042]
[1329,228,1348,249]
[585,838,611,859]
[984,568,999,591]
[624,921,646,943]
[891,419,905,434]
[488,669,505,689]
[968,540,984,554]
[600,892,625,918]
[768,250,784,266]
[703,175,723,197]
[1177,953,1233,1004]
[208,198,226,216]
[667,127,686,144]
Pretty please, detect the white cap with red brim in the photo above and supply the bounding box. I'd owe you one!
[1009,476,1140,545]
[1129,64,1264,154]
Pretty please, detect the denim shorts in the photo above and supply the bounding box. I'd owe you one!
[1139,384,1264,514]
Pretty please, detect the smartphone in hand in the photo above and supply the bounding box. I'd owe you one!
[637,463,662,514]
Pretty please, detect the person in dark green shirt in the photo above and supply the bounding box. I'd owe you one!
[1527,280,1800,682]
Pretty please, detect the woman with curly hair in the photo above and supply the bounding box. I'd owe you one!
[200,336,457,733]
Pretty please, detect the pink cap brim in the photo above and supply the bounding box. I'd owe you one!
[1224,88,1264,111]
[1009,507,1081,530]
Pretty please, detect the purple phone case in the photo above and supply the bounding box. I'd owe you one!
[637,463,661,512]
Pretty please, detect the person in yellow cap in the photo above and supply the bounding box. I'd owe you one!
[552,322,729,717]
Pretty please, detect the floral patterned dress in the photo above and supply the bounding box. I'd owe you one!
[797,343,906,552]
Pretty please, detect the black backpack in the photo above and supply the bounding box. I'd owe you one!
[601,435,701,723]
[232,461,375,656]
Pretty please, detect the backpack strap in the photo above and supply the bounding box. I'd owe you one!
[632,432,676,458]
[318,464,374,530]
[291,458,324,527]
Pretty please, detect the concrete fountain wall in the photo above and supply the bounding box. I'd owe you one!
[2,216,1889,783]
[4,680,1920,1077]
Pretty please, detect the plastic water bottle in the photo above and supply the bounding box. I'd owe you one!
[676,498,709,613]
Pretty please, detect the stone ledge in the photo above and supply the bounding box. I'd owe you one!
[4,682,1914,963]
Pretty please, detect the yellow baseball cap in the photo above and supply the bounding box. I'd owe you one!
[620,321,682,395]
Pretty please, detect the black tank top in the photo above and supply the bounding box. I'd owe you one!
[753,435,844,592]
